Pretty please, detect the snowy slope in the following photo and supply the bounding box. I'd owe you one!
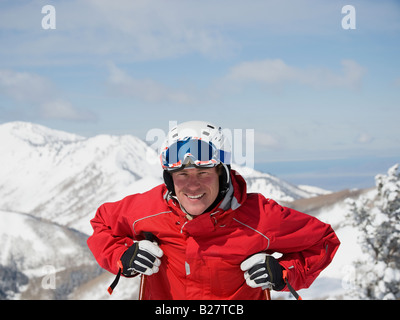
[0,209,100,299]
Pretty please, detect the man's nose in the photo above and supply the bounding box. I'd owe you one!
[186,174,201,188]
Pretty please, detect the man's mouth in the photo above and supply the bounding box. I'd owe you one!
[185,193,205,200]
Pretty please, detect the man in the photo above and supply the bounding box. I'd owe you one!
[87,121,340,299]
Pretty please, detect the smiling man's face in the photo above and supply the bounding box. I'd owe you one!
[171,166,220,216]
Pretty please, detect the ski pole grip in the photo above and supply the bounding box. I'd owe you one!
[143,232,157,243]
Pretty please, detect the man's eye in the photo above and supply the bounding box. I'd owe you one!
[177,172,188,177]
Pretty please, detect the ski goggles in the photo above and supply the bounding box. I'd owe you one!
[161,138,230,171]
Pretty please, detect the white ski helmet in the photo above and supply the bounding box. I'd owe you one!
[160,121,231,194]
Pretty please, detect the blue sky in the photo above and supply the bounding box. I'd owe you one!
[1,0,399,190]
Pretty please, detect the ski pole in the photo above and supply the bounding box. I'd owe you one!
[264,287,272,300]
[138,232,157,300]
[262,282,272,300]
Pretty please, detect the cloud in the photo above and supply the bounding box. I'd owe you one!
[0,69,93,120]
[254,132,281,150]
[1,1,399,67]
[357,132,374,144]
[40,100,93,121]
[223,59,366,90]
[107,63,193,104]
[0,0,237,65]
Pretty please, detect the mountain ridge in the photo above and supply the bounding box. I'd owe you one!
[0,121,323,234]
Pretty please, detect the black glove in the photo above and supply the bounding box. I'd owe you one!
[240,253,285,291]
[120,240,163,277]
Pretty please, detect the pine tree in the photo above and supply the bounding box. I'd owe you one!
[346,164,400,299]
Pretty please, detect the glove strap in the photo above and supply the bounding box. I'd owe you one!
[107,260,123,295]
[107,233,157,295]
[283,270,302,300]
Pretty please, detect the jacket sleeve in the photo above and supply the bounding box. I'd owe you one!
[87,202,135,275]
[264,199,340,291]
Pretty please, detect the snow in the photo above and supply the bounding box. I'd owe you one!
[0,121,317,235]
[1,121,397,300]
[0,121,164,234]
[344,164,400,299]
[0,210,93,275]
[297,184,332,196]
[232,164,319,201]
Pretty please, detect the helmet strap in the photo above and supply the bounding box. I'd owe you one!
[163,170,175,194]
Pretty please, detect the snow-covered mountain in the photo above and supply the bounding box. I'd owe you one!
[0,209,101,299]
[0,121,331,299]
[0,121,163,234]
[0,121,320,234]
[232,165,321,202]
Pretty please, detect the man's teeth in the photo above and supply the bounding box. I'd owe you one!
[187,194,204,199]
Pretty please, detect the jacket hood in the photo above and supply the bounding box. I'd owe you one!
[225,169,247,209]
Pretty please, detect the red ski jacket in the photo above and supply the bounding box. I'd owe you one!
[87,170,340,300]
